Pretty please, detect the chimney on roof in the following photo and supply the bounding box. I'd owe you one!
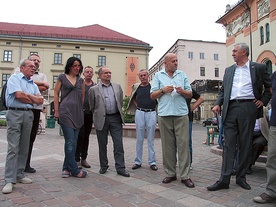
[225,4,231,13]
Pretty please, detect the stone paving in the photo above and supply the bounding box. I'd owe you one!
[0,123,274,207]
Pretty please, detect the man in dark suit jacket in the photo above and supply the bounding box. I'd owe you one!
[88,66,130,177]
[207,43,271,191]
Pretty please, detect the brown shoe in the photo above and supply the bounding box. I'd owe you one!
[162,176,177,184]
[181,178,195,188]
[81,160,91,168]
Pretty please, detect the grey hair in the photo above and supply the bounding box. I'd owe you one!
[19,59,30,67]
[234,43,249,57]
[28,53,40,59]
[138,69,148,75]
[98,66,109,75]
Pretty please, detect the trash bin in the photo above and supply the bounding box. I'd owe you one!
[47,116,55,128]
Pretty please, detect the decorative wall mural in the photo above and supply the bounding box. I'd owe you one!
[226,11,250,37]
[258,0,270,19]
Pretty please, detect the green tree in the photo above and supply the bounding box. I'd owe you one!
[123,96,134,123]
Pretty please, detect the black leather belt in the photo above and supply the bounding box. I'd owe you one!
[230,99,254,103]
[137,107,155,112]
[106,112,119,116]
[7,107,31,111]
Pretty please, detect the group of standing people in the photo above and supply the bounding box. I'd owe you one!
[2,42,276,204]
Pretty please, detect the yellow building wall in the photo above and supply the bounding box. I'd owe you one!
[0,38,149,102]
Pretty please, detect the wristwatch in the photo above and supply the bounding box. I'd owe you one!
[160,88,164,94]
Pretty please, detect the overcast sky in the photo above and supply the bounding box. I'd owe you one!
[1,0,239,67]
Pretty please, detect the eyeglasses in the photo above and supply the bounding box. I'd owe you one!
[85,71,93,74]
[27,65,35,69]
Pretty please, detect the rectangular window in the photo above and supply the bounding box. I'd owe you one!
[73,54,81,59]
[3,50,12,62]
[200,52,205,59]
[53,76,58,88]
[98,56,106,66]
[54,53,62,64]
[214,53,219,60]
[215,68,219,77]
[2,74,10,86]
[188,52,193,59]
[30,52,38,56]
[200,67,205,76]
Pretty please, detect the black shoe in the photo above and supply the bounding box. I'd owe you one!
[99,167,109,174]
[117,170,130,177]
[207,181,229,191]
[132,164,141,170]
[24,167,36,173]
[236,181,251,190]
[150,165,158,171]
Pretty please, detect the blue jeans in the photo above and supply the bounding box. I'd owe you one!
[60,123,80,176]
[189,121,193,164]
[134,110,156,166]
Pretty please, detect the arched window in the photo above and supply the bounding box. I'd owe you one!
[260,26,264,45]
[265,23,270,43]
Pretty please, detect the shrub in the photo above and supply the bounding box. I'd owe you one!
[0,119,7,126]
[123,96,135,123]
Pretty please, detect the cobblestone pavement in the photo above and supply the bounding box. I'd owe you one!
[0,123,274,207]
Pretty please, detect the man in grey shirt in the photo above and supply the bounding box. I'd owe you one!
[88,66,130,177]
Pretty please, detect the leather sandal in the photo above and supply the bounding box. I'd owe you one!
[77,170,87,178]
[62,170,70,178]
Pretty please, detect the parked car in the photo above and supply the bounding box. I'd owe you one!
[202,117,217,127]
[0,110,7,120]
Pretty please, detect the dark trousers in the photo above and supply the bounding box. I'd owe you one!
[251,131,268,165]
[233,131,267,172]
[75,113,93,162]
[219,101,258,184]
[96,114,125,171]
[26,109,41,169]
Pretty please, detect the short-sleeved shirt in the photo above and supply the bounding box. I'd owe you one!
[136,84,157,109]
[58,74,84,129]
[150,69,191,116]
[270,71,276,126]
[6,72,40,109]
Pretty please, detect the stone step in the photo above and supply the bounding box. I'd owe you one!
[91,123,161,138]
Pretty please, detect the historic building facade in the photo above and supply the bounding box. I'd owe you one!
[0,22,152,111]
[216,0,276,73]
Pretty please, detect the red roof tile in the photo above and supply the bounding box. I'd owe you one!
[0,22,149,46]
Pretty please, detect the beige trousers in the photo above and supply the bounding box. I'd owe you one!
[158,115,190,180]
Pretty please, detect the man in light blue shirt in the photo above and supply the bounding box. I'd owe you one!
[150,53,194,188]
[2,59,43,194]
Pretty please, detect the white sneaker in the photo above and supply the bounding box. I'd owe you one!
[17,177,32,184]
[2,183,14,194]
